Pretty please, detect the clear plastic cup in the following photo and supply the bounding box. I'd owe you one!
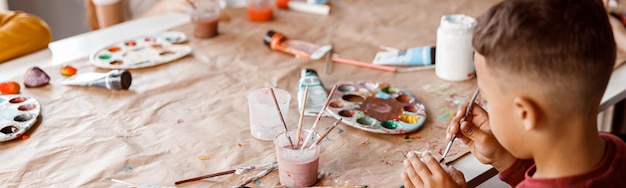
[274,129,320,187]
[190,0,222,38]
[247,88,291,141]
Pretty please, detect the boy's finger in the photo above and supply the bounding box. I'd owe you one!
[403,160,423,186]
[460,121,488,143]
[421,152,447,175]
[408,151,433,177]
[448,165,466,187]
[401,172,417,188]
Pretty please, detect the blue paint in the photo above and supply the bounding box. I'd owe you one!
[375,92,391,99]
[337,128,344,134]
[437,113,450,121]
[255,180,262,185]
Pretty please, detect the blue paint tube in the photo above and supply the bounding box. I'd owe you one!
[297,69,329,116]
[372,46,436,66]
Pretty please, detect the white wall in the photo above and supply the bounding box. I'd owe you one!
[0,0,8,10]
[8,0,90,41]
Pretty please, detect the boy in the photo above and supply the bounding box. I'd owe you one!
[402,0,626,187]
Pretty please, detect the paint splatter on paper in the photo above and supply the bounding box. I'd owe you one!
[437,109,455,121]
[198,155,210,160]
[122,166,133,173]
[176,119,184,124]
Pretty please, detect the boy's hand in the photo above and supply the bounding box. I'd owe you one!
[446,102,516,171]
[402,152,466,188]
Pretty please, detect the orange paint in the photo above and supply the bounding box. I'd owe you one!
[247,6,273,21]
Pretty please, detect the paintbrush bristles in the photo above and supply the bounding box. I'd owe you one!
[299,84,338,150]
[295,85,309,149]
[308,118,342,149]
[269,88,295,149]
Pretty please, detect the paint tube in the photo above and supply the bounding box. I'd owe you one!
[372,46,436,66]
[263,30,332,60]
[298,69,329,116]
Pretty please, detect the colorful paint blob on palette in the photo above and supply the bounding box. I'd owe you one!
[89,31,192,70]
[325,81,427,134]
[0,95,41,142]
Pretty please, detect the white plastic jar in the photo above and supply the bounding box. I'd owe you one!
[435,14,477,81]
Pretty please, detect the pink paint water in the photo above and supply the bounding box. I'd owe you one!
[278,149,319,186]
[274,130,320,187]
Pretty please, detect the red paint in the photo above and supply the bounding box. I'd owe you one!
[247,6,273,21]
[125,40,136,46]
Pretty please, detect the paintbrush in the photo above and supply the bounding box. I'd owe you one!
[299,84,338,150]
[330,54,434,73]
[175,169,236,185]
[270,88,295,149]
[295,85,309,149]
[439,88,480,163]
[107,178,138,187]
[238,162,278,186]
[175,162,276,185]
[324,46,333,74]
[307,118,342,149]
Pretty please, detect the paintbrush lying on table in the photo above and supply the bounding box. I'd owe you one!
[174,162,276,185]
[439,88,480,163]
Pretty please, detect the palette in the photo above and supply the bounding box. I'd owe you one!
[0,95,41,142]
[325,81,427,134]
[89,31,192,69]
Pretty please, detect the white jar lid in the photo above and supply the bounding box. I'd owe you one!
[92,0,120,6]
[440,14,476,30]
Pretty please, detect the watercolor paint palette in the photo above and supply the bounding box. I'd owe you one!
[325,81,427,134]
[89,31,192,69]
[0,95,41,142]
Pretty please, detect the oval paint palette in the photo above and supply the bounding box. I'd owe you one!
[89,31,192,69]
[0,95,41,142]
[325,81,427,134]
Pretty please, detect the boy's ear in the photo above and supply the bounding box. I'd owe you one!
[513,97,539,131]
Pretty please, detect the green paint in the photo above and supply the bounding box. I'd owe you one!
[382,120,399,129]
[99,54,111,60]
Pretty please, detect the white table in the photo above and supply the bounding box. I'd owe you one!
[2,12,625,187]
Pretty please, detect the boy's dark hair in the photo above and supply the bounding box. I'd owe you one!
[473,0,616,114]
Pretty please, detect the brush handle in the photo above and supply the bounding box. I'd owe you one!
[299,85,338,150]
[175,170,236,185]
[439,88,480,163]
[270,88,295,149]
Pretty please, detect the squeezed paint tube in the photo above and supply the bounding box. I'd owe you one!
[61,69,132,90]
[372,46,436,66]
[264,30,332,60]
[298,69,329,116]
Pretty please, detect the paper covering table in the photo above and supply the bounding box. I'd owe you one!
[1,0,504,187]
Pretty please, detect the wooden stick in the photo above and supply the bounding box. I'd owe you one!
[299,84,338,150]
[295,85,309,149]
[331,55,397,72]
[270,88,295,149]
[307,118,342,149]
[174,170,236,185]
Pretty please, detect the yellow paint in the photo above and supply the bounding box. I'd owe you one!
[400,114,419,124]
